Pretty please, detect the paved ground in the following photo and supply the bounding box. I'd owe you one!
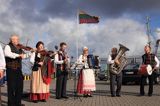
[1,79,160,106]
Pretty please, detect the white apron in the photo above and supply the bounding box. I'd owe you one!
[82,69,96,91]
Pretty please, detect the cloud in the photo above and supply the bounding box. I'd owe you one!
[0,0,11,14]
[7,0,159,22]
[30,17,148,57]
[0,0,151,58]
[1,0,159,75]
[42,0,160,18]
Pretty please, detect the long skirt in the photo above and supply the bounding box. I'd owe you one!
[30,68,50,101]
[77,69,96,94]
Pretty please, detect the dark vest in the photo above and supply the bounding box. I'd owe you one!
[56,50,66,70]
[5,43,23,69]
[32,52,45,71]
[111,54,117,60]
[142,53,156,68]
[35,52,41,63]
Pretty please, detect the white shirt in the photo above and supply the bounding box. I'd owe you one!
[4,45,29,59]
[107,54,115,64]
[54,53,64,64]
[77,55,89,68]
[54,51,70,65]
[0,44,6,70]
[154,56,159,68]
[30,52,36,64]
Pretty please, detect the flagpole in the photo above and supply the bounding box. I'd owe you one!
[76,9,79,60]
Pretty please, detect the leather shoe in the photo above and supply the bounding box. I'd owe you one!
[83,94,88,98]
[148,94,152,97]
[116,94,121,97]
[62,96,69,99]
[111,95,116,97]
[88,94,93,97]
[41,99,47,102]
[32,100,38,103]
[56,97,61,99]
[139,94,145,96]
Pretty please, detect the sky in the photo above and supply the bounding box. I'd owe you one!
[1,0,160,58]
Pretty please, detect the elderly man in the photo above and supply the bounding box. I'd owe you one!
[4,34,29,106]
[108,47,122,97]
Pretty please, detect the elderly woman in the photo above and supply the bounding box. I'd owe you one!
[77,47,96,97]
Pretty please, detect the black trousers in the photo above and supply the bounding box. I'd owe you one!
[6,68,23,106]
[140,74,154,95]
[56,70,68,98]
[110,72,122,96]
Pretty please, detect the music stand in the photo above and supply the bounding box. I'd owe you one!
[71,63,84,102]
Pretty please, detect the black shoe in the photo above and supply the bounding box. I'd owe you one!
[111,95,116,97]
[32,100,38,103]
[83,94,88,98]
[148,94,152,97]
[62,96,69,99]
[87,94,93,97]
[56,97,61,99]
[139,94,145,96]
[116,94,121,97]
[41,99,47,102]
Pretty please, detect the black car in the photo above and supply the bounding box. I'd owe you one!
[97,62,108,81]
[122,63,141,84]
[122,63,160,85]
[98,70,108,80]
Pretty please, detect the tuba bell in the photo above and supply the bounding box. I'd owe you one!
[110,44,129,75]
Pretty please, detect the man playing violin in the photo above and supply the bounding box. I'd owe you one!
[55,42,70,99]
[4,34,30,106]
[140,45,159,97]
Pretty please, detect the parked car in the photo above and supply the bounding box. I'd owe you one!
[98,70,108,80]
[122,63,141,84]
[97,62,108,80]
[122,63,160,85]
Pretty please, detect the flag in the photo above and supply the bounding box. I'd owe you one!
[79,11,99,24]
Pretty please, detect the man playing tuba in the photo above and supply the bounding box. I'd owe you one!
[108,47,122,97]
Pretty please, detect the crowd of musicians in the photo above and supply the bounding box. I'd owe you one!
[0,34,160,106]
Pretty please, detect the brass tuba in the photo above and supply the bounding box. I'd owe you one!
[110,44,129,75]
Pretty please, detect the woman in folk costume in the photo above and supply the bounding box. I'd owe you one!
[30,41,54,103]
[77,47,96,97]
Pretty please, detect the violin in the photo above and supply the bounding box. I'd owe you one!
[16,44,35,51]
[37,50,55,58]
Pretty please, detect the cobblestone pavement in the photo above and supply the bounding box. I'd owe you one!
[1,79,160,106]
